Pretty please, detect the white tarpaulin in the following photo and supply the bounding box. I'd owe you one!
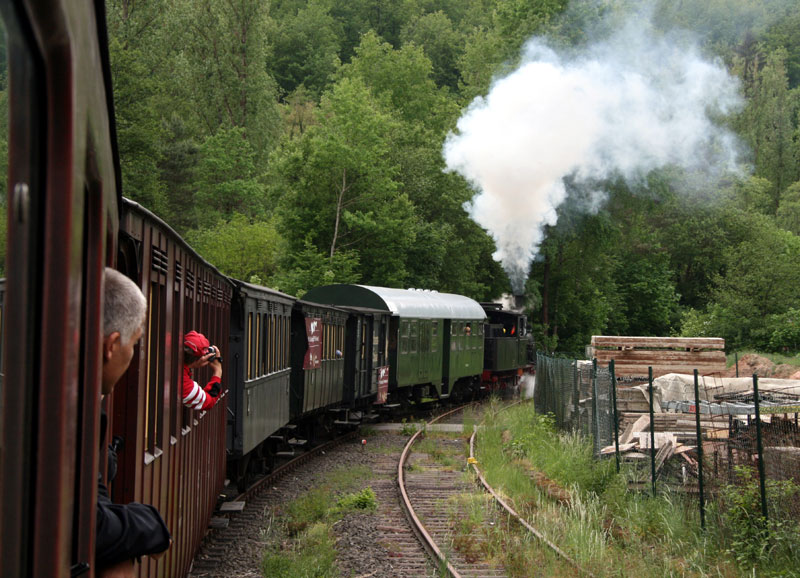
[631,373,800,412]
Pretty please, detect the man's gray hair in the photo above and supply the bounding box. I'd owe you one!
[103,267,147,344]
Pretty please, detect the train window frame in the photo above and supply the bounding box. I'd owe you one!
[255,313,261,377]
[270,313,276,373]
[246,312,253,380]
[400,320,408,355]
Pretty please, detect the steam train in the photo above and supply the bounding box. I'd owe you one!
[0,2,532,577]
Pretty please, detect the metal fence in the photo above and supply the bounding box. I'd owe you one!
[534,353,800,548]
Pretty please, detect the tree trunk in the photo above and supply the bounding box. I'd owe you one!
[330,169,347,258]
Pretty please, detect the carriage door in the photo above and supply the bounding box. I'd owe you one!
[357,316,371,398]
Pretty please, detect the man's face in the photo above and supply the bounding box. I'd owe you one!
[102,326,144,395]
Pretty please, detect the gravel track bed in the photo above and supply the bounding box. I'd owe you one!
[189,431,434,577]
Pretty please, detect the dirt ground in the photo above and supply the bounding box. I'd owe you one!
[721,353,800,379]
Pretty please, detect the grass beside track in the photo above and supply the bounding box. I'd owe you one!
[475,399,800,577]
[261,465,376,578]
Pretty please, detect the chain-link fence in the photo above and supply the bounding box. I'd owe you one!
[533,353,614,454]
[534,354,800,549]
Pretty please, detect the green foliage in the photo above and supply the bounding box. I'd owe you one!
[400,11,464,90]
[776,181,800,234]
[109,38,166,213]
[194,127,267,225]
[100,0,800,353]
[766,308,800,351]
[714,466,800,572]
[336,487,377,512]
[270,238,360,298]
[269,3,340,96]
[184,214,283,282]
[261,522,337,578]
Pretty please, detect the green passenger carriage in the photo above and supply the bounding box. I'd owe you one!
[302,285,487,401]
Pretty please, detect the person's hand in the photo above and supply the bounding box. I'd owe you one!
[97,559,136,578]
[209,357,222,378]
[187,349,216,370]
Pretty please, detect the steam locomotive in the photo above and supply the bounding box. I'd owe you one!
[0,2,533,577]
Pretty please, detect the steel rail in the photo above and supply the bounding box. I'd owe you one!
[468,417,595,577]
[235,430,359,503]
[397,404,472,578]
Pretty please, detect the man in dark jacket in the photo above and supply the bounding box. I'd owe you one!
[96,268,171,576]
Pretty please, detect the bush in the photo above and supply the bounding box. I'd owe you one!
[336,487,377,512]
[715,466,800,574]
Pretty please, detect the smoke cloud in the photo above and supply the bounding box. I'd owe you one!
[443,9,744,293]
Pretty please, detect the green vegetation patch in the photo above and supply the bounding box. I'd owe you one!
[473,402,795,577]
[262,522,337,578]
[263,465,377,576]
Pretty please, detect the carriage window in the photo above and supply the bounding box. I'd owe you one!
[431,321,438,352]
[400,320,408,355]
[0,17,8,402]
[262,313,267,375]
[270,313,276,372]
[280,314,287,370]
[246,313,252,380]
[145,280,166,452]
[255,313,261,376]
[372,327,380,365]
[409,321,418,354]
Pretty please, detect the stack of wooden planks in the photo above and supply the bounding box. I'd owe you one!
[588,336,726,379]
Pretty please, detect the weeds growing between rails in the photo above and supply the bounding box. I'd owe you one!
[475,399,800,577]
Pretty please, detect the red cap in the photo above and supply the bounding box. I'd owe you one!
[184,330,209,357]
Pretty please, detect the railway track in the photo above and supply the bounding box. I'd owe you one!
[399,400,593,578]
[190,397,590,578]
[398,404,507,578]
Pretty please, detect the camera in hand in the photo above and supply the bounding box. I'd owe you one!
[205,345,222,363]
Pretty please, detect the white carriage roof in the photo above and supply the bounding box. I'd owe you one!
[302,284,487,320]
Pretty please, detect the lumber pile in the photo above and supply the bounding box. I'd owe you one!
[600,412,714,474]
[588,336,726,379]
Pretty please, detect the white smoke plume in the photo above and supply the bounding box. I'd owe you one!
[443,9,744,293]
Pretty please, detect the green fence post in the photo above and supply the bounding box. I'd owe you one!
[753,374,768,521]
[572,359,579,433]
[693,369,706,530]
[592,358,598,453]
[649,367,656,497]
[610,359,620,473]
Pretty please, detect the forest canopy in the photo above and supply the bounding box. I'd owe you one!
[16,0,795,354]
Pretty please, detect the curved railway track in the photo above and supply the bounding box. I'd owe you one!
[399,401,594,578]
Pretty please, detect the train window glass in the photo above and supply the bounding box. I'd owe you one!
[400,320,408,355]
[254,313,263,377]
[279,315,289,369]
[262,313,268,374]
[327,322,333,360]
[265,313,271,373]
[269,313,275,372]
[409,321,417,354]
[246,313,252,380]
[146,280,166,453]
[361,322,367,360]
[270,314,275,372]
[280,315,284,367]
[0,16,6,389]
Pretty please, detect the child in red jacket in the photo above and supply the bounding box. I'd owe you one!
[183,330,224,410]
